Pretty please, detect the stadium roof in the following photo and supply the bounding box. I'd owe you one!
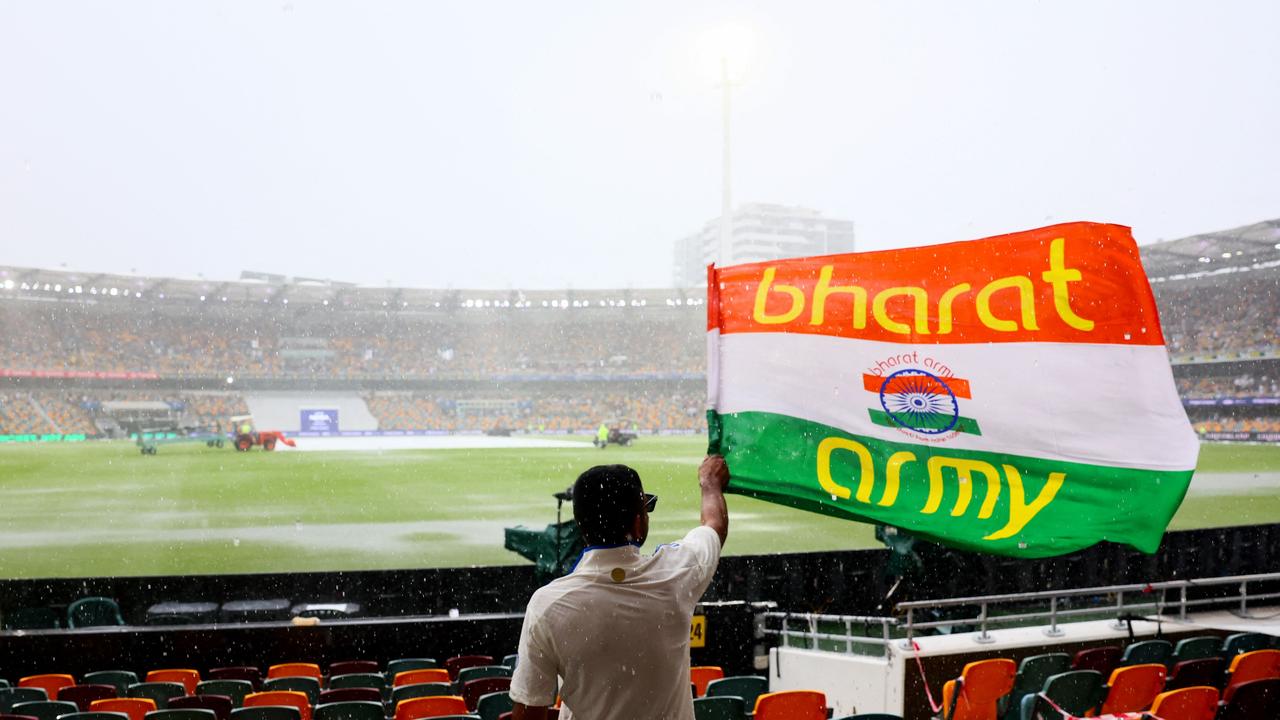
[1140,218,1280,279]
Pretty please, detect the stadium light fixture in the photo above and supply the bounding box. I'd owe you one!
[1221,252,1233,259]
[226,376,234,385]
[199,295,206,301]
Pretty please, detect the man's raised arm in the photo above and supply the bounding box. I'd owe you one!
[699,455,730,545]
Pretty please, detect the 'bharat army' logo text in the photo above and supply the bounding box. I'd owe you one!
[863,353,980,443]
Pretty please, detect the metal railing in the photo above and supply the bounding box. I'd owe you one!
[757,571,1280,655]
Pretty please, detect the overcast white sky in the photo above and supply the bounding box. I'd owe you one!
[1,1,1276,289]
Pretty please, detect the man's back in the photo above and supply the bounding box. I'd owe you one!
[511,526,721,720]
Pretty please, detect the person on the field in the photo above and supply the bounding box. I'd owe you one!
[595,422,609,448]
[510,456,730,720]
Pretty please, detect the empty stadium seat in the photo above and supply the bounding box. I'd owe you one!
[0,713,38,720]
[454,668,510,690]
[443,658,492,682]
[326,664,378,679]
[265,667,320,683]
[59,712,130,720]
[1146,686,1218,720]
[128,685,185,711]
[1019,670,1103,720]
[474,692,512,720]
[315,691,379,706]
[1099,663,1165,715]
[392,696,468,720]
[146,710,217,720]
[499,656,518,671]
[1119,639,1172,667]
[1166,657,1225,691]
[1225,649,1280,695]
[196,683,254,708]
[313,703,384,720]
[998,653,1069,720]
[688,667,724,698]
[205,671,260,690]
[1070,646,1120,676]
[242,692,311,720]
[692,696,743,720]
[1172,636,1223,664]
[390,684,454,706]
[18,676,76,699]
[2,688,50,712]
[940,659,1015,720]
[229,708,300,720]
[2,608,61,631]
[67,597,125,629]
[91,698,159,720]
[753,690,826,720]
[168,695,232,720]
[145,673,200,697]
[392,672,450,689]
[325,676,384,693]
[11,700,80,720]
[83,674,139,697]
[1218,677,1280,720]
[1222,632,1272,657]
[460,678,510,711]
[384,661,439,680]
[261,680,318,705]
[705,676,768,713]
[59,686,117,712]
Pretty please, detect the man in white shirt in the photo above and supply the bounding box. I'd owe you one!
[510,456,730,720]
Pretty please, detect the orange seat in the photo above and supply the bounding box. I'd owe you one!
[392,669,450,687]
[145,670,201,695]
[753,690,827,720]
[266,664,323,681]
[18,675,76,698]
[940,659,1016,720]
[91,697,158,720]
[1148,686,1220,720]
[690,667,725,697]
[1226,649,1280,694]
[244,691,312,720]
[393,695,468,720]
[1101,663,1167,714]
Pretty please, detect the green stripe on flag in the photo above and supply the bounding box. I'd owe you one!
[712,410,1192,558]
[868,408,982,436]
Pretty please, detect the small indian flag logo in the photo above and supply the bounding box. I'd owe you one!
[863,369,982,438]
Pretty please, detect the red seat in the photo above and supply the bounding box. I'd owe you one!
[690,667,724,698]
[57,685,117,711]
[266,665,322,682]
[90,697,158,720]
[243,691,312,720]
[1218,677,1280,720]
[443,657,493,682]
[146,671,201,695]
[1147,686,1219,720]
[170,694,233,720]
[391,670,449,688]
[461,677,511,711]
[327,662,379,677]
[1167,657,1226,691]
[1072,646,1121,676]
[1225,649,1280,695]
[18,676,76,699]
[317,689,381,705]
[753,690,827,720]
[393,696,468,720]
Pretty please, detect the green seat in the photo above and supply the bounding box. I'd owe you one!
[384,660,438,680]
[2,607,61,630]
[1121,639,1172,666]
[67,597,126,628]
[262,678,319,705]
[84,672,140,697]
[1173,636,1224,664]
[58,712,130,720]
[313,702,384,720]
[3,687,50,712]
[229,708,301,720]
[12,700,81,720]
[499,656,518,670]
[1020,670,1103,720]
[705,676,767,712]
[475,692,512,720]
[128,682,187,709]
[146,710,218,720]
[1223,633,1272,656]
[453,667,510,688]
[1000,654,1070,720]
[693,696,744,720]
[0,680,10,690]
[196,681,254,707]
[327,675,385,692]
[390,683,452,706]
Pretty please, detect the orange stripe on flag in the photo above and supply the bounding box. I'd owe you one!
[863,373,972,399]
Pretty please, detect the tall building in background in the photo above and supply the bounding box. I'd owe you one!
[673,203,856,287]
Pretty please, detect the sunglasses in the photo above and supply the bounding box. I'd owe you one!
[643,493,658,512]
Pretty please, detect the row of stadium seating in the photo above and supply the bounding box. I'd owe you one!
[1178,373,1280,399]
[0,663,879,720]
[934,634,1280,720]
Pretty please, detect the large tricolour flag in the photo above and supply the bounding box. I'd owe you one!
[706,222,1198,558]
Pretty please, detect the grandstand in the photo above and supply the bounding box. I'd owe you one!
[3,219,1280,719]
